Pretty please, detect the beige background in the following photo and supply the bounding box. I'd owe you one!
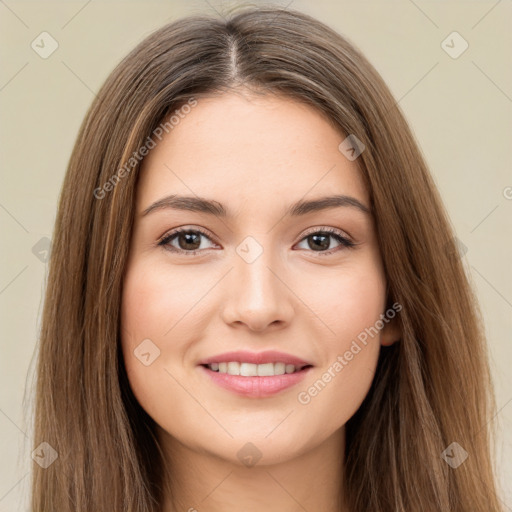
[1,0,511,510]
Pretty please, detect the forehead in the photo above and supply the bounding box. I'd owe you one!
[136,92,369,213]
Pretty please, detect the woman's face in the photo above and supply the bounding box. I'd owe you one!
[120,91,399,465]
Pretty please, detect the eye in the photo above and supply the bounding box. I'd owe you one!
[158,227,218,255]
[294,228,356,255]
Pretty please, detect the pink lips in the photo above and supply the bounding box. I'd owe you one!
[198,350,312,367]
[197,350,314,398]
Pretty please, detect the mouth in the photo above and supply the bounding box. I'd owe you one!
[201,361,313,376]
[198,361,313,397]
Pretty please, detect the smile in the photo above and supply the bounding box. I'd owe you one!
[199,363,313,397]
[204,361,310,376]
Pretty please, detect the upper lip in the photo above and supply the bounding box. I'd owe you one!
[198,350,313,368]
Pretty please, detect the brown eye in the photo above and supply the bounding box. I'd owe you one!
[175,231,201,250]
[295,228,355,255]
[158,228,217,255]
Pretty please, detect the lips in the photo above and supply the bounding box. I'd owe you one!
[197,350,314,397]
[197,350,313,367]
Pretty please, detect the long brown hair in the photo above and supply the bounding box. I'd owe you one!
[30,5,503,511]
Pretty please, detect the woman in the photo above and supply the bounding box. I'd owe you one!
[31,5,503,511]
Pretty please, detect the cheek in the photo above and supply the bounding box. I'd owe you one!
[294,258,386,426]
[331,263,386,379]
[120,258,220,428]
[303,256,387,353]
[121,258,211,345]
[336,271,386,347]
[119,261,188,415]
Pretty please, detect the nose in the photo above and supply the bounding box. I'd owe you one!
[220,242,294,332]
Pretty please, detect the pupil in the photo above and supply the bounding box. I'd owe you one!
[309,234,329,251]
[179,232,201,250]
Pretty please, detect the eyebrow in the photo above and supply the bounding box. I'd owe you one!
[141,194,372,218]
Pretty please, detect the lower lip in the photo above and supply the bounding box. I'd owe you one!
[198,365,313,398]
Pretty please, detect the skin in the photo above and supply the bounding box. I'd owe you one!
[120,89,401,512]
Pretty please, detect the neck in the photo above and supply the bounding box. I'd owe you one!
[157,426,348,512]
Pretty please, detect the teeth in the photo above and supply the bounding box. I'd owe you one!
[227,362,240,375]
[207,361,304,376]
[285,364,296,374]
[257,362,275,376]
[274,362,286,375]
[240,362,258,376]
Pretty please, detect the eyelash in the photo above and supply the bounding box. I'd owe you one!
[157,226,356,257]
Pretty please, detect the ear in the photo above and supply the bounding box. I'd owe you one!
[380,315,401,347]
